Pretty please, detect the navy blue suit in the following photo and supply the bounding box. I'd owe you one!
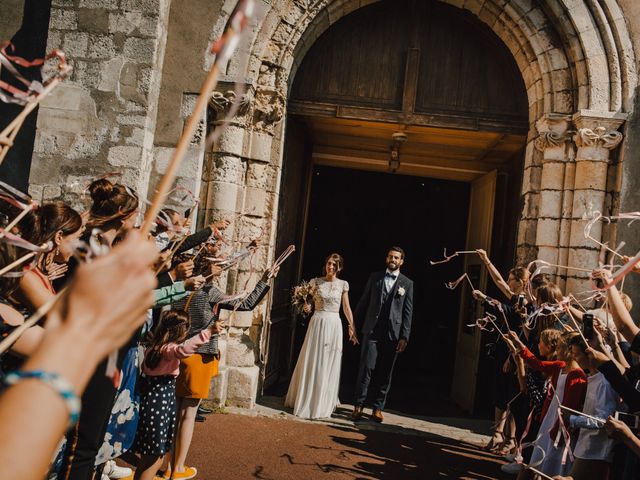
[354,270,414,410]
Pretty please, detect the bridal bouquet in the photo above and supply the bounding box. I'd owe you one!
[291,280,317,315]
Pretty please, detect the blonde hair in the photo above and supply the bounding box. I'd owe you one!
[540,328,562,360]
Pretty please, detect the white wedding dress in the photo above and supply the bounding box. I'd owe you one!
[285,277,348,419]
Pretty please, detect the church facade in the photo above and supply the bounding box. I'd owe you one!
[3,0,640,411]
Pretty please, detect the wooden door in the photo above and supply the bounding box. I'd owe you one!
[263,119,312,391]
[451,170,496,412]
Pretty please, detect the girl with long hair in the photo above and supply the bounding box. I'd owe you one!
[133,310,211,480]
[13,201,83,311]
[59,177,140,480]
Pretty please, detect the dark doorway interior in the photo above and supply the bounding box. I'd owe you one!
[295,165,471,417]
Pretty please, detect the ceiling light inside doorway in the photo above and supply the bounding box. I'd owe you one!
[389,132,407,173]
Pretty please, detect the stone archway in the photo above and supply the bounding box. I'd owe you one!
[200,0,637,407]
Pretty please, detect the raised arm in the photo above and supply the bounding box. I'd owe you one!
[164,330,211,359]
[211,276,270,312]
[476,249,514,300]
[595,269,640,344]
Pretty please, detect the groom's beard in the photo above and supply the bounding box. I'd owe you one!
[387,262,399,271]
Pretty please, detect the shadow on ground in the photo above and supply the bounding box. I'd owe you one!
[178,413,510,479]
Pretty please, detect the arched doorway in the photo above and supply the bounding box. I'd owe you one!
[194,0,634,410]
[265,0,528,415]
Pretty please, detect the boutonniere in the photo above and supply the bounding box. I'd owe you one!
[397,286,406,297]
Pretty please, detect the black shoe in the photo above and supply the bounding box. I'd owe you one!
[198,405,213,415]
[195,414,206,422]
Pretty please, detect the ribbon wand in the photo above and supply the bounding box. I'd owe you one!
[139,0,255,236]
[558,404,605,425]
[0,48,72,166]
[0,243,49,277]
[268,245,295,279]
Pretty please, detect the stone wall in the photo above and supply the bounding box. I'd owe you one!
[29,0,172,208]
[615,0,640,311]
[0,1,24,40]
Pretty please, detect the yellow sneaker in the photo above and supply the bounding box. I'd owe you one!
[171,466,197,479]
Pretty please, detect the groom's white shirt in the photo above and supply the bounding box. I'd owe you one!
[384,268,399,293]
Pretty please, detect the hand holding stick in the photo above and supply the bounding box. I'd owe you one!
[430,248,478,265]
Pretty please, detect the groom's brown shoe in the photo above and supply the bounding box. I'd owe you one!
[371,409,384,423]
[352,405,364,421]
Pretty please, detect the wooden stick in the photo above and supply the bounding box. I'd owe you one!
[0,290,64,354]
[524,465,554,480]
[558,404,604,424]
[268,245,295,278]
[565,306,589,346]
[154,222,197,274]
[140,64,220,237]
[3,202,34,233]
[0,76,64,166]
[0,250,36,277]
[0,114,25,166]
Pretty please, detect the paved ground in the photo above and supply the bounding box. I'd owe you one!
[121,397,511,479]
[182,398,511,479]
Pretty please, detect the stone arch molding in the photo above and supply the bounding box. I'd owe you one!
[213,0,637,128]
[204,0,637,273]
[197,0,638,407]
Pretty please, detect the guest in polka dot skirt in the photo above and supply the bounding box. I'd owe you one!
[133,310,210,480]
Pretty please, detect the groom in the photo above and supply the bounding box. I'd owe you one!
[353,247,414,423]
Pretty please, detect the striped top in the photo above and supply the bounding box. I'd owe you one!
[172,279,270,355]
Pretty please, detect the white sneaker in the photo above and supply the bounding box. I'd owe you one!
[103,460,133,479]
[500,462,523,475]
[101,475,110,480]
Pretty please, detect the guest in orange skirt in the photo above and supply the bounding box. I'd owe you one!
[160,264,272,479]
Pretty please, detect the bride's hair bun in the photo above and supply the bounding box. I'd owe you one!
[88,178,114,202]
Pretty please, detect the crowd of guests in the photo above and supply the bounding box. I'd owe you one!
[473,249,640,479]
[3,173,640,480]
[0,177,276,480]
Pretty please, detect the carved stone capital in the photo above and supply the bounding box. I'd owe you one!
[534,131,567,151]
[574,127,623,150]
[534,114,571,152]
[209,89,252,120]
[252,87,285,132]
[572,110,626,151]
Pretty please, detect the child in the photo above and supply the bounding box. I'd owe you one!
[507,330,587,478]
[133,310,210,480]
[564,334,621,480]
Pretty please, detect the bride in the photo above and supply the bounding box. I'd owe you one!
[285,253,359,419]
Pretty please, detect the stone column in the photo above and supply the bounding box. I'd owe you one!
[30,0,172,206]
[533,114,573,285]
[205,81,285,408]
[516,134,542,266]
[565,112,625,293]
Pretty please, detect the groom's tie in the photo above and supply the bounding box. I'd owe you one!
[383,272,395,300]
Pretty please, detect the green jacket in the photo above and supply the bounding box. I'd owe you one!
[152,281,188,308]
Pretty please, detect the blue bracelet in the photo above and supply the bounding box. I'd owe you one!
[3,370,81,428]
